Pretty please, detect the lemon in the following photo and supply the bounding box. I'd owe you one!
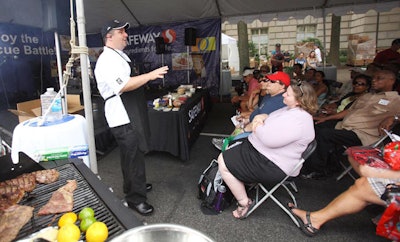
[58,212,77,227]
[86,222,108,242]
[78,207,95,220]
[80,216,97,232]
[57,223,81,242]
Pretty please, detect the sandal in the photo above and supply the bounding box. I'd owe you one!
[233,199,254,220]
[288,203,319,237]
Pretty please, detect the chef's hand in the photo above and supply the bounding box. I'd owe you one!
[149,66,169,80]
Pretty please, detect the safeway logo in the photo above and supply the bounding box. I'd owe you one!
[162,29,176,44]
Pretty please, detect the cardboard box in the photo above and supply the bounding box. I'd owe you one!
[9,94,84,123]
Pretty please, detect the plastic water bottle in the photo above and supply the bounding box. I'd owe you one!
[40,87,62,122]
[214,185,226,212]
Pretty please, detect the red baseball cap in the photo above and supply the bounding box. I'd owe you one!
[265,71,290,87]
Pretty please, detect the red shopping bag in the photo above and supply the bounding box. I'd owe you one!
[384,142,400,170]
[346,146,390,169]
[376,201,400,240]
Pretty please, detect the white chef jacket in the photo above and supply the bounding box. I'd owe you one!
[94,46,131,128]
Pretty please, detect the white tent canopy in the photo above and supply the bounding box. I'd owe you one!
[0,0,399,34]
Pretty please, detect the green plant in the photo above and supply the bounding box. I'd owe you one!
[248,41,257,57]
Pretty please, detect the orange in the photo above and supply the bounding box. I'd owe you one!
[57,223,81,242]
[86,221,108,242]
[58,212,77,227]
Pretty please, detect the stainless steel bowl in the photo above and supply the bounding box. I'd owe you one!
[111,224,215,242]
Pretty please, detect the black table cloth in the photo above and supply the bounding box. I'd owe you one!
[147,89,211,160]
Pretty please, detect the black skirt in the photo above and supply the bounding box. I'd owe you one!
[222,139,286,187]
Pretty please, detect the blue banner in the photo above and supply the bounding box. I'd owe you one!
[0,23,62,109]
[87,18,221,96]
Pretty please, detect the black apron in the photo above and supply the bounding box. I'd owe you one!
[120,62,151,153]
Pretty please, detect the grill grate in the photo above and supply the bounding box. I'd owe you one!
[15,162,128,241]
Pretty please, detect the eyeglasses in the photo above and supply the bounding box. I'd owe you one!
[297,80,304,97]
[258,79,280,84]
[352,81,367,86]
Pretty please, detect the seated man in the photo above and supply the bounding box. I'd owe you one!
[231,68,260,113]
[218,81,318,219]
[288,115,400,237]
[212,72,290,150]
[302,70,400,179]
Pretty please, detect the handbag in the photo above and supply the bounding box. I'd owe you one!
[384,142,400,170]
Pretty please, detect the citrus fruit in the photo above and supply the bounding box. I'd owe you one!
[80,216,97,232]
[78,207,95,220]
[86,221,108,242]
[58,212,77,227]
[57,223,81,242]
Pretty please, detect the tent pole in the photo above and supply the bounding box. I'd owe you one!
[75,0,98,173]
[187,46,190,84]
[54,32,67,115]
[322,7,326,68]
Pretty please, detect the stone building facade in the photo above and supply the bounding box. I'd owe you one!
[222,7,400,62]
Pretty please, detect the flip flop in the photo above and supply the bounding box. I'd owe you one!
[288,203,319,237]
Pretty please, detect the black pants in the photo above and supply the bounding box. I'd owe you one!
[111,123,147,204]
[304,128,362,173]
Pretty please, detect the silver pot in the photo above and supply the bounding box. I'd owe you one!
[111,223,215,242]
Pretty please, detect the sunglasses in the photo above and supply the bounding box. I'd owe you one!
[297,80,304,97]
[352,81,367,86]
[258,79,280,84]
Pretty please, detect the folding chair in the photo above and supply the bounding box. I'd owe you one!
[244,139,317,227]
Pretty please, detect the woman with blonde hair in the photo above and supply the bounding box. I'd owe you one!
[307,51,318,69]
[218,80,318,219]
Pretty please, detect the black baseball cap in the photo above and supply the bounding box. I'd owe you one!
[101,20,130,38]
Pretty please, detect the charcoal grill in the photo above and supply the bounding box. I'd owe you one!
[11,158,143,241]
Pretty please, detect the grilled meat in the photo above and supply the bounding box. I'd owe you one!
[32,169,60,184]
[0,173,36,192]
[0,204,34,242]
[37,180,77,215]
[0,185,25,211]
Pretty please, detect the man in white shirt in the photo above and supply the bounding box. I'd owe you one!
[94,19,168,216]
[314,44,322,63]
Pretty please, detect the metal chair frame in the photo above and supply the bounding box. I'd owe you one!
[244,140,317,227]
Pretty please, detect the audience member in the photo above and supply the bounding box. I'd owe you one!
[293,63,305,81]
[314,74,372,129]
[231,68,260,112]
[307,51,318,69]
[294,52,307,70]
[313,71,328,107]
[212,72,290,150]
[302,70,400,179]
[373,38,400,69]
[288,115,400,237]
[218,80,318,219]
[259,64,271,75]
[283,50,293,67]
[304,68,317,84]
[271,43,285,72]
[314,44,322,63]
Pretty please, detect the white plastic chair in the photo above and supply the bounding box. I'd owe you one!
[244,139,317,227]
